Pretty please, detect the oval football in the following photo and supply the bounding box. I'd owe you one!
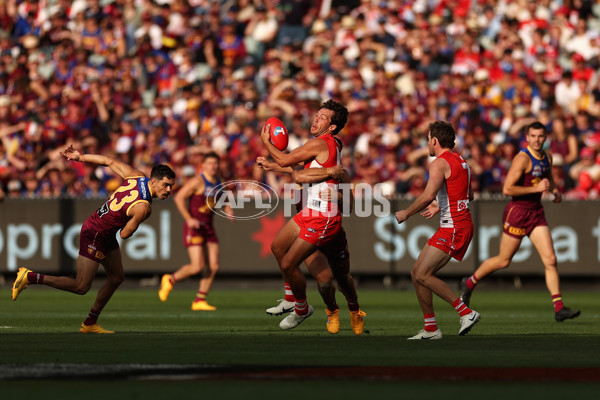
[265,117,289,151]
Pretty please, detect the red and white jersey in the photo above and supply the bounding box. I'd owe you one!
[436,151,472,228]
[304,134,341,215]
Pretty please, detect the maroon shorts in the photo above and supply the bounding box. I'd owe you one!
[502,203,548,238]
[79,218,119,262]
[183,222,218,247]
[293,208,342,247]
[427,224,473,261]
[320,226,350,261]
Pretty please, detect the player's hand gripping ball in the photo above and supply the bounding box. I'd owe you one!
[265,117,289,151]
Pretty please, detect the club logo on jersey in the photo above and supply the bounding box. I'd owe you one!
[532,164,542,177]
[457,199,469,211]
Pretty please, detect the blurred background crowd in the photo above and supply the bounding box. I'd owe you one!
[1,0,600,202]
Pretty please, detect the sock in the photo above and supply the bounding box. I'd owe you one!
[424,313,438,332]
[465,274,479,290]
[327,303,339,312]
[295,298,308,316]
[83,308,100,326]
[194,291,207,302]
[347,301,360,312]
[552,294,564,312]
[27,272,44,284]
[284,283,295,302]
[169,275,176,285]
[452,298,472,317]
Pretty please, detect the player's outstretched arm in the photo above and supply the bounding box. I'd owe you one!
[120,202,151,239]
[396,158,446,224]
[256,156,294,174]
[291,165,344,184]
[61,145,143,179]
[260,124,325,167]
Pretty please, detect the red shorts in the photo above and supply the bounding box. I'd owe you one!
[183,222,219,247]
[79,218,119,262]
[293,208,342,247]
[427,224,473,261]
[502,203,548,238]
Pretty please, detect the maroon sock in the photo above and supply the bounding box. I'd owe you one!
[552,294,564,312]
[83,308,100,326]
[27,272,44,284]
[347,301,360,312]
[465,274,479,290]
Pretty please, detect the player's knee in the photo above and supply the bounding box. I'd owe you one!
[411,268,428,285]
[543,255,557,268]
[496,258,511,270]
[74,282,92,295]
[271,242,285,259]
[209,262,220,274]
[317,281,332,292]
[190,263,204,274]
[280,258,296,274]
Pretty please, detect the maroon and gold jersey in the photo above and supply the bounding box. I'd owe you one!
[511,147,551,209]
[188,173,221,226]
[87,176,152,237]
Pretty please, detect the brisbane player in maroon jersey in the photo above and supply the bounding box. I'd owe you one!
[396,121,480,340]
[158,152,232,311]
[460,121,580,322]
[11,145,175,333]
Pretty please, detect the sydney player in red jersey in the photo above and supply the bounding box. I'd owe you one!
[257,157,364,335]
[158,152,232,311]
[460,121,580,322]
[11,145,175,333]
[261,99,365,332]
[395,121,480,340]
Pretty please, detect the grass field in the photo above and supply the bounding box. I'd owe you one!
[1,285,599,398]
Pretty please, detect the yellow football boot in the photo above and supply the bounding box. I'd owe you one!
[79,323,115,334]
[191,300,217,311]
[12,267,32,301]
[350,310,366,335]
[158,274,173,302]
[325,308,340,334]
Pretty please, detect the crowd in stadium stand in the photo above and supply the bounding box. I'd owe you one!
[1,0,600,201]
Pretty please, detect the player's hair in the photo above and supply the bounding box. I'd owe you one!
[526,121,547,134]
[321,99,348,135]
[150,164,176,181]
[429,120,456,149]
[204,151,220,162]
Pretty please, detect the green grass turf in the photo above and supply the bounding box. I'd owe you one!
[1,287,599,397]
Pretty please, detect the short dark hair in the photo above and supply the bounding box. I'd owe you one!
[150,164,175,181]
[204,151,220,162]
[429,120,456,149]
[321,99,348,135]
[526,121,547,134]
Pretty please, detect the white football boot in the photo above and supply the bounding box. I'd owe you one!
[266,299,295,316]
[407,329,443,340]
[279,305,314,330]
